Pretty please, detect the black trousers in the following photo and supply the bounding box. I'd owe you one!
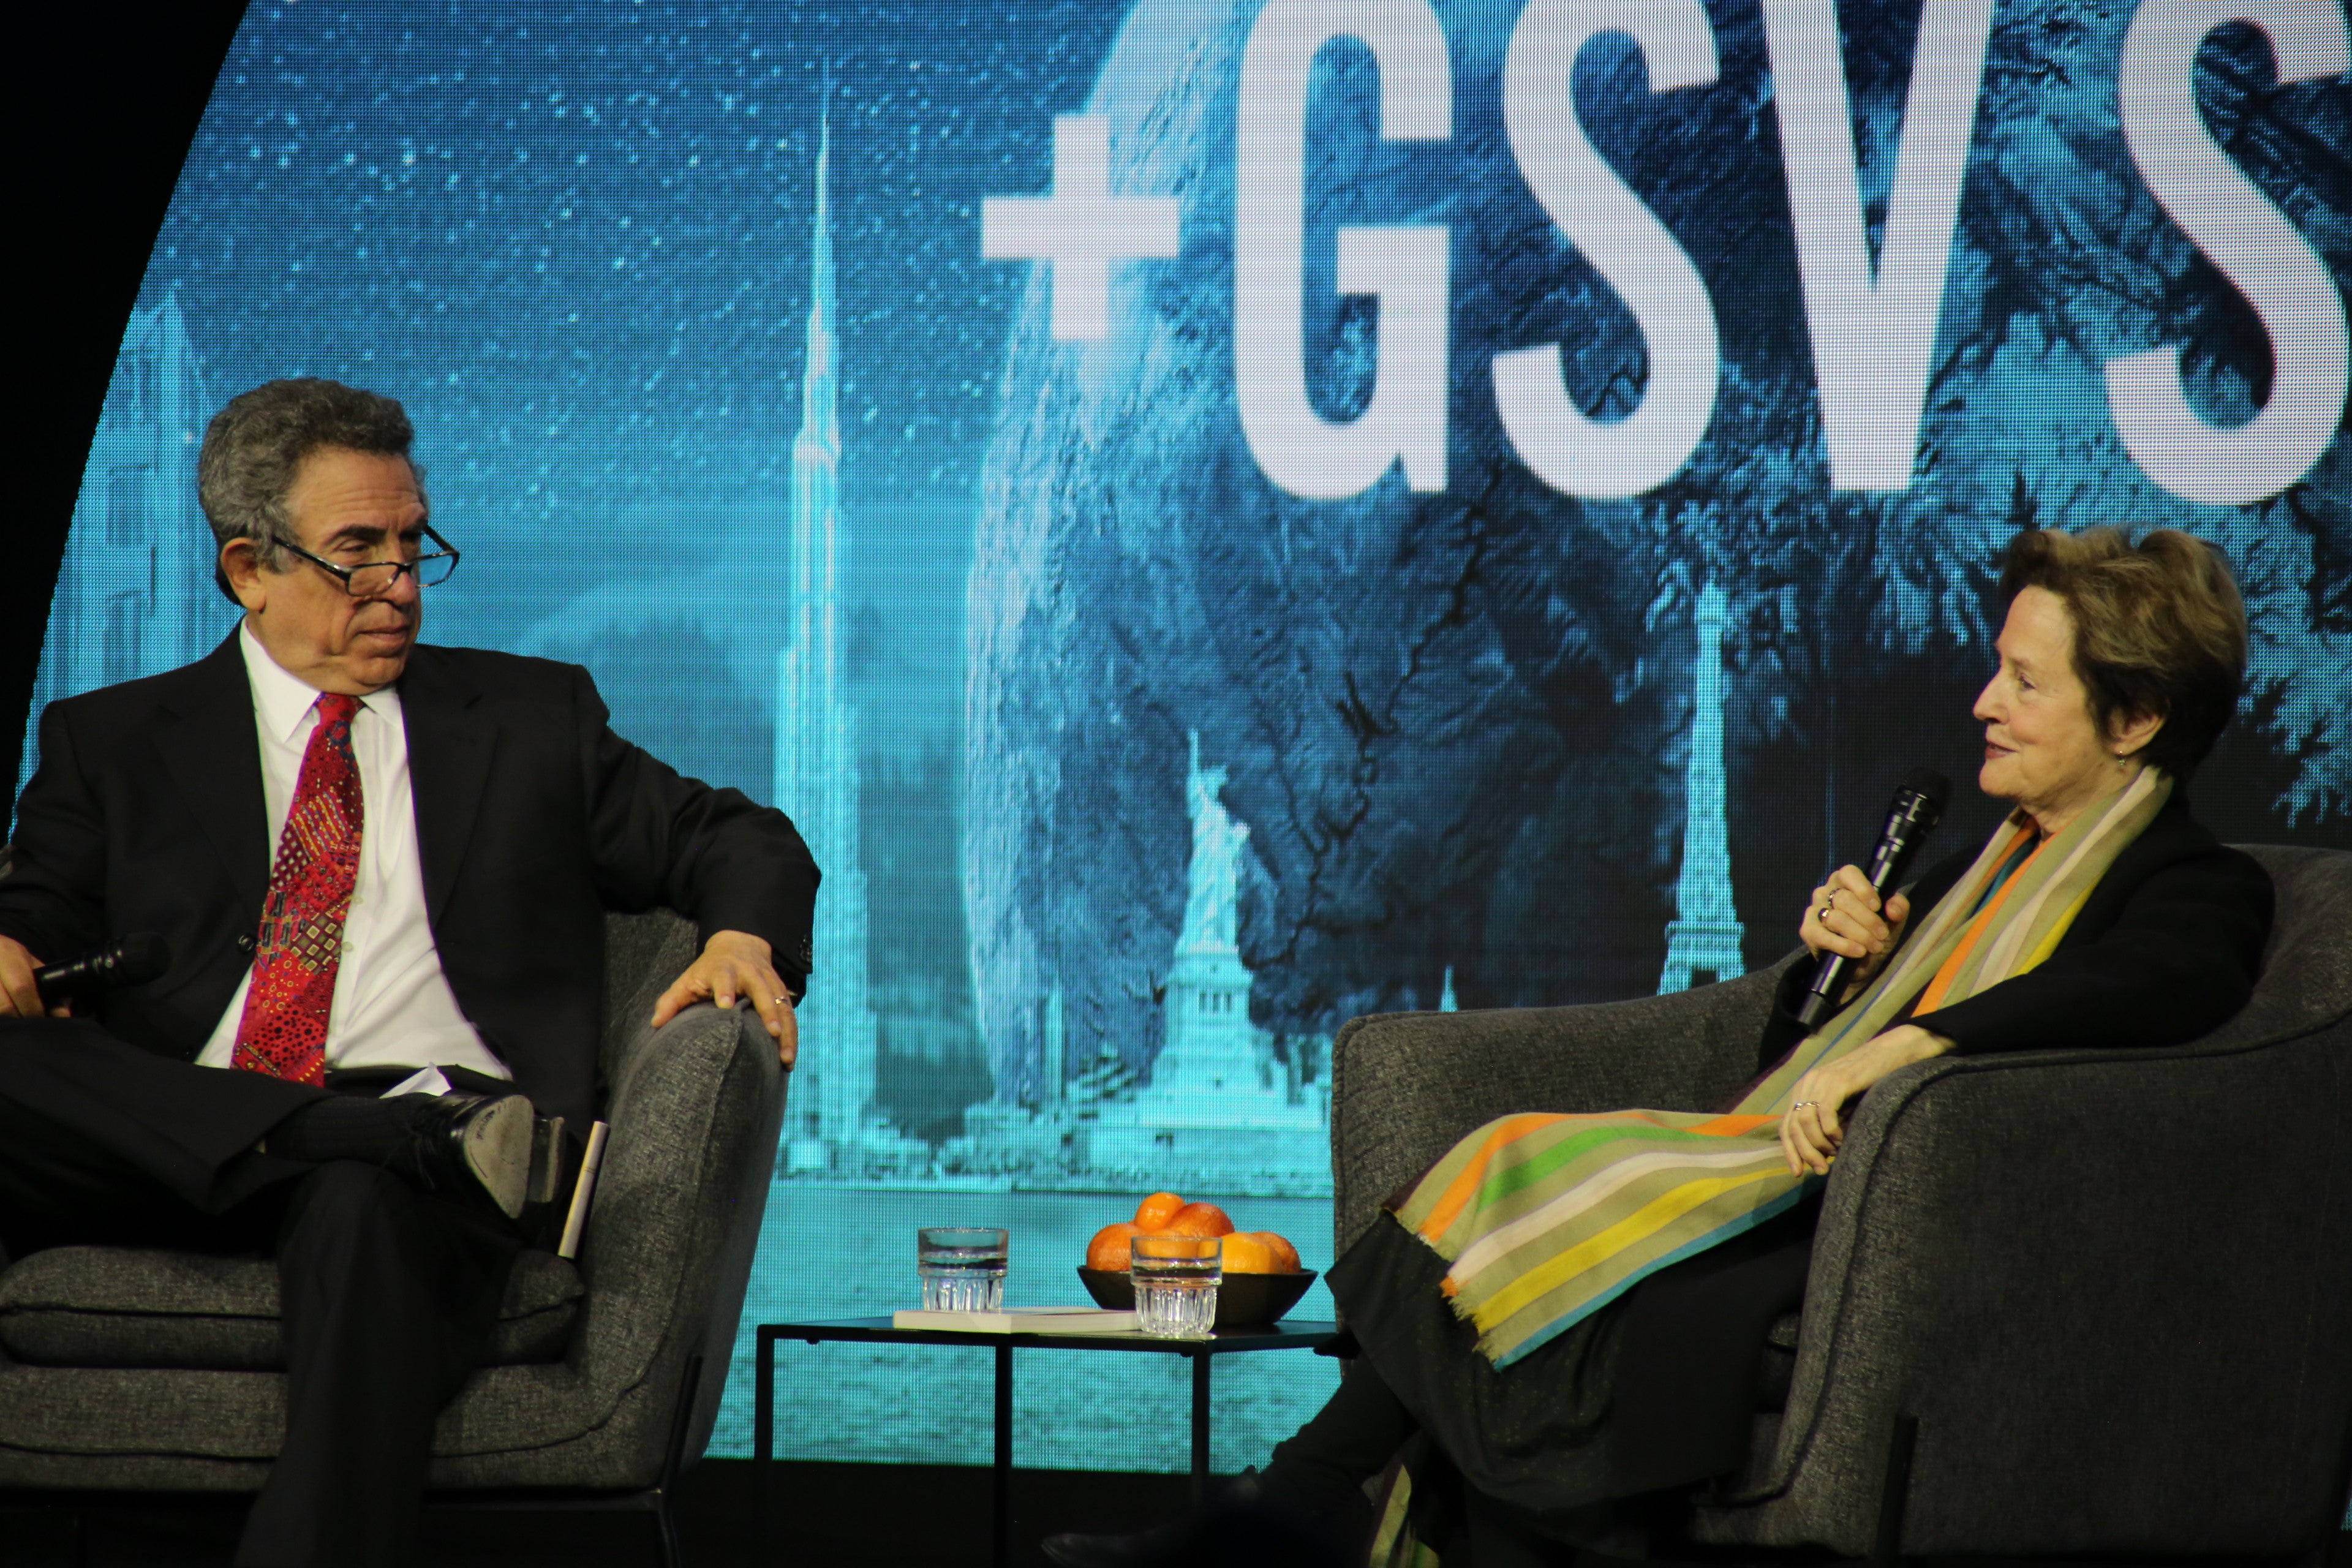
[0,1019,521,1568]
[1277,1204,1818,1561]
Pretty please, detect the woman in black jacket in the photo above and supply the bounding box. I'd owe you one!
[1047,526,2272,1568]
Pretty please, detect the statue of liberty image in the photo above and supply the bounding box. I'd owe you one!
[1083,729,1325,1188]
[1178,731,1248,956]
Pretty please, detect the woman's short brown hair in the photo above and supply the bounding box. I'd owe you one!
[1997,527,2247,779]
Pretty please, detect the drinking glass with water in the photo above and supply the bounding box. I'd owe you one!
[1131,1233,1220,1338]
[917,1226,1009,1311]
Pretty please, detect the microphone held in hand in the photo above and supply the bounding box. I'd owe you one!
[34,933,170,1008]
[1793,769,1951,1030]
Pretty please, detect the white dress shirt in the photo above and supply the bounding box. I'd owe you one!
[196,622,511,1095]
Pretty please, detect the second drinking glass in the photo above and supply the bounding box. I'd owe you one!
[1130,1233,1220,1338]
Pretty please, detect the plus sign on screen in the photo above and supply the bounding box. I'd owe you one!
[981,114,1181,342]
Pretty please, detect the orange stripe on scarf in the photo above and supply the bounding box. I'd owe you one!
[1689,1113,1776,1137]
[1415,1114,1566,1238]
[1916,832,2051,1014]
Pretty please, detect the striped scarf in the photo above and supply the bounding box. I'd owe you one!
[1392,767,2173,1368]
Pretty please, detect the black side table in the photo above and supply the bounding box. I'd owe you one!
[754,1317,1342,1568]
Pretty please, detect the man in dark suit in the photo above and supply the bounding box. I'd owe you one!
[0,378,818,1567]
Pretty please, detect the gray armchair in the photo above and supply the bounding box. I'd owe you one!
[0,908,787,1566]
[1330,846,2351,1564]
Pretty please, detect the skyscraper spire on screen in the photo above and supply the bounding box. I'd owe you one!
[775,100,880,1170]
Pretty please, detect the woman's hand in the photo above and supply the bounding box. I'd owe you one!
[1799,865,1912,994]
[1780,1024,1953,1175]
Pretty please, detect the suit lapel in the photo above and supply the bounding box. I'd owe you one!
[399,646,497,929]
[156,634,271,919]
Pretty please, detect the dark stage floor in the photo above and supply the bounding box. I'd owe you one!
[3,1462,2342,1567]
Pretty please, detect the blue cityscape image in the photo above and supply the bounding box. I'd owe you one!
[21,0,2349,1472]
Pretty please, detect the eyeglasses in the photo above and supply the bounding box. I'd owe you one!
[276,522,461,598]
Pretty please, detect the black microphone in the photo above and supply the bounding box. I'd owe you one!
[34,933,171,1007]
[1792,769,1951,1029]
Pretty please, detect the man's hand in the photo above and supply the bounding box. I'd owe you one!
[0,934,67,1020]
[650,930,798,1067]
[1779,1023,1951,1176]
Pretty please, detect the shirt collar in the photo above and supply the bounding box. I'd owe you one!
[237,619,401,744]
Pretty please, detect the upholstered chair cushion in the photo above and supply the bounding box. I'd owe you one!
[0,1246,582,1370]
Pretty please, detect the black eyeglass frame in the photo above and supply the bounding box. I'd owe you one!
[273,521,462,598]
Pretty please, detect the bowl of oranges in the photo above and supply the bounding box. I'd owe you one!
[1079,1192,1316,1327]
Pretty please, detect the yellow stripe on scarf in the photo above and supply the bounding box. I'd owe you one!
[1461,1164,1789,1327]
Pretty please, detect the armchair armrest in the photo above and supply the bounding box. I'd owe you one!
[1725,1012,2352,1555]
[429,911,787,1488]
[1330,956,1796,1256]
[578,989,785,1466]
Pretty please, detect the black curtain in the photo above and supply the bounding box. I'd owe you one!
[5,0,251,794]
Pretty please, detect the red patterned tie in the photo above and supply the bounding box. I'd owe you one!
[232,692,364,1085]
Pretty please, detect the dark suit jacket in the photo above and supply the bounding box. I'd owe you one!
[1762,790,2274,1070]
[0,633,820,1130]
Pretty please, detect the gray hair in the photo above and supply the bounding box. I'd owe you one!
[199,379,423,598]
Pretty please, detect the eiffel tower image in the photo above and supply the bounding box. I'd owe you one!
[1659,579,1746,993]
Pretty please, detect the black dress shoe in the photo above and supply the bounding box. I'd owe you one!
[1042,1472,1360,1568]
[1038,1518,1196,1568]
[395,1091,540,1218]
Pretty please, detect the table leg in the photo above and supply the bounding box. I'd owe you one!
[994,1342,1014,1568]
[755,1329,776,1561]
[1190,1352,1212,1499]
[754,1329,774,1465]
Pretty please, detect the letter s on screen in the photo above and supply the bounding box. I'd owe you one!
[2108,0,2350,508]
[1493,0,1723,500]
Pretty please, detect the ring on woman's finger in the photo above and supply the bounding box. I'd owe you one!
[1816,903,1834,922]
[1792,1100,1819,1110]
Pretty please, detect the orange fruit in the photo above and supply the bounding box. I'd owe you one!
[1163,1201,1235,1238]
[1219,1232,1275,1273]
[1086,1221,1145,1272]
[1254,1231,1302,1273]
[1133,1191,1186,1231]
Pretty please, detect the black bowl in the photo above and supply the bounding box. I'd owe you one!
[1077,1266,1317,1327]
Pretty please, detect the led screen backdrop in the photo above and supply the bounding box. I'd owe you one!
[20,0,2350,1469]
